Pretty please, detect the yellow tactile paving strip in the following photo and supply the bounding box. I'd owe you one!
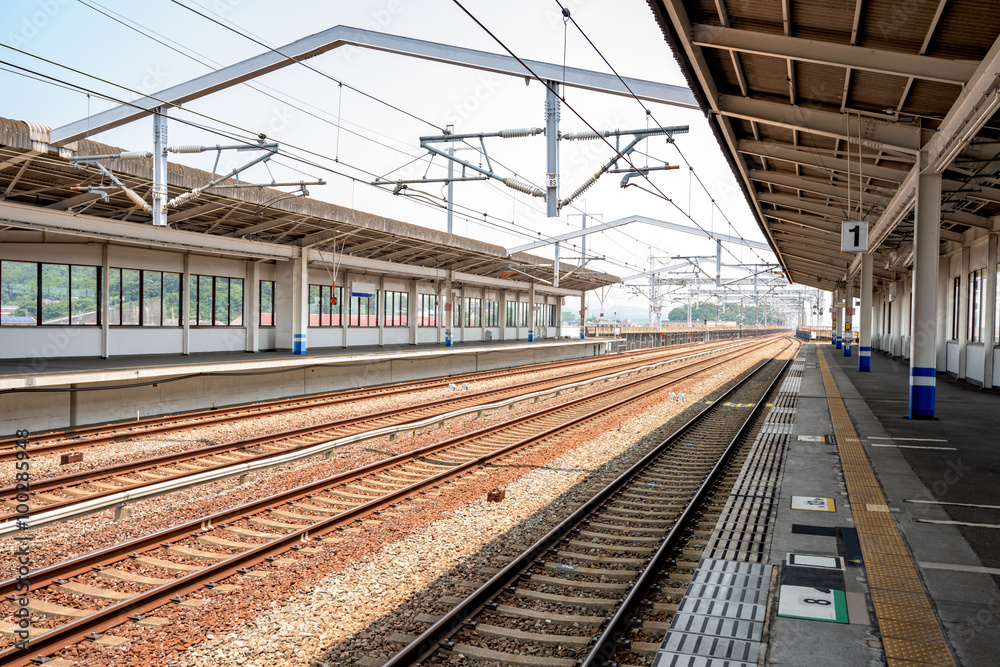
[816,346,956,666]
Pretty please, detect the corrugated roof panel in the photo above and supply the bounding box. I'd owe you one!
[902,79,964,118]
[792,0,856,41]
[701,49,745,95]
[858,0,938,53]
[725,0,785,33]
[926,0,1000,59]
[740,52,793,99]
[795,61,850,107]
[849,70,911,112]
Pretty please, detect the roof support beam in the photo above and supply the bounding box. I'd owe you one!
[506,213,770,254]
[739,140,909,182]
[748,169,896,203]
[691,23,978,84]
[757,192,876,221]
[718,95,921,153]
[852,35,1000,279]
[50,26,696,145]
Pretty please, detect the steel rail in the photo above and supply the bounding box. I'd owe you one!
[0,341,696,457]
[0,339,776,536]
[383,340,794,666]
[0,342,789,666]
[0,338,780,597]
[0,340,769,523]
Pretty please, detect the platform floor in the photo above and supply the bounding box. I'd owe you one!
[654,341,1000,667]
[0,337,612,390]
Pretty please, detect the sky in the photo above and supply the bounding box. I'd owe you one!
[0,0,787,315]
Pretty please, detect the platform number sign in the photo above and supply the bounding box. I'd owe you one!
[778,585,849,623]
[841,221,869,252]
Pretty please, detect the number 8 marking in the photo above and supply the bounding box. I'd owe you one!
[803,598,831,605]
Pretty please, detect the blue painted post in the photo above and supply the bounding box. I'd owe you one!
[909,168,941,419]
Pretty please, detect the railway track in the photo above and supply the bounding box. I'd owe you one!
[0,338,779,527]
[382,340,798,666]
[0,337,791,665]
[0,339,740,462]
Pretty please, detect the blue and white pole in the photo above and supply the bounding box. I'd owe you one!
[293,333,306,355]
[859,252,873,372]
[909,167,941,419]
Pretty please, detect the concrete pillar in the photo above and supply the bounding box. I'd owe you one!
[909,168,942,419]
[983,231,999,389]
[580,289,587,339]
[182,253,191,355]
[844,278,854,357]
[246,260,259,353]
[443,276,453,346]
[859,254,873,371]
[101,244,110,359]
[500,290,508,341]
[528,283,536,342]
[276,252,308,354]
[342,272,350,349]
[378,274,385,348]
[834,287,843,348]
[957,246,971,379]
[408,280,419,345]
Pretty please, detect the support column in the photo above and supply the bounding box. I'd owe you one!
[579,289,587,339]
[528,283,536,342]
[500,290,508,341]
[408,280,419,345]
[378,275,385,348]
[983,231,999,388]
[844,277,854,357]
[152,108,168,227]
[545,82,560,218]
[276,252,308,354]
[101,244,110,359]
[182,253,190,355]
[909,167,941,419]
[246,260,259,353]
[443,276,453,347]
[859,253,873,371]
[957,247,970,379]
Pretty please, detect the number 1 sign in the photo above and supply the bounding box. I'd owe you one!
[841,221,869,252]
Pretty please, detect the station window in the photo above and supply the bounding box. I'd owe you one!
[348,292,378,327]
[106,268,180,327]
[952,277,961,340]
[418,294,438,327]
[464,297,482,327]
[484,300,499,327]
[1,261,100,326]
[969,269,983,342]
[383,290,408,326]
[259,280,276,327]
[506,301,528,327]
[189,275,243,326]
[308,284,343,326]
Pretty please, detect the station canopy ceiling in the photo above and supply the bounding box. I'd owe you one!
[648,0,1000,289]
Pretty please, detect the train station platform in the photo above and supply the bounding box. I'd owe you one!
[654,342,1000,667]
[0,337,617,434]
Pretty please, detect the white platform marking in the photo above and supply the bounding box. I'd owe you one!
[919,561,1000,576]
[777,585,848,623]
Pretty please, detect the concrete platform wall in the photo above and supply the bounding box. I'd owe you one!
[1,342,603,434]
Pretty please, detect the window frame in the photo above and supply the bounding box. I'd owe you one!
[952,276,961,340]
[0,261,102,327]
[259,280,275,327]
[348,292,379,327]
[383,290,408,327]
[418,293,438,327]
[969,269,983,343]
[189,274,243,327]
